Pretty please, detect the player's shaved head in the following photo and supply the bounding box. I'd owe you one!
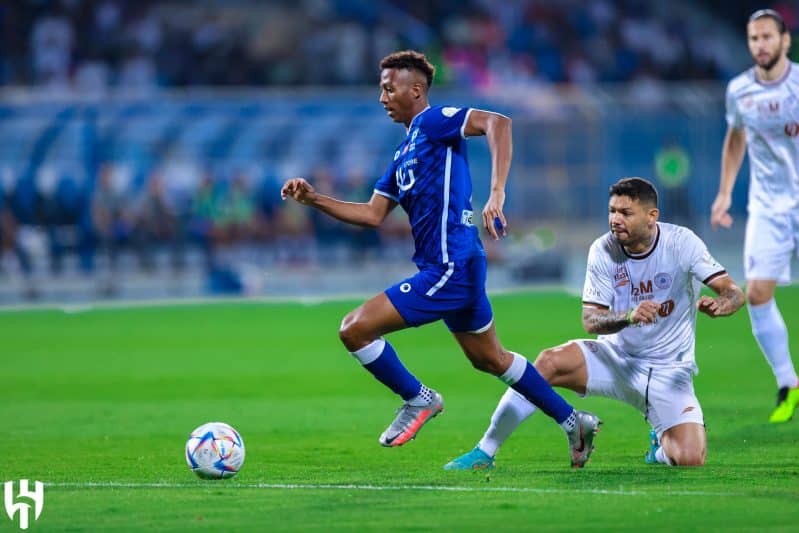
[380,50,435,89]
[609,178,659,208]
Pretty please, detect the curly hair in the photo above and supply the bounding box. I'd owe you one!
[609,178,659,208]
[379,50,435,88]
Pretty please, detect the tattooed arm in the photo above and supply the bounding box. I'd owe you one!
[697,274,745,318]
[582,305,628,334]
[582,300,662,334]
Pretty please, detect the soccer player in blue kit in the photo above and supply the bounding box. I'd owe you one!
[281,50,600,467]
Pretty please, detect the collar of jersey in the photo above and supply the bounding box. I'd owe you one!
[623,224,660,260]
[407,105,432,132]
[754,60,792,87]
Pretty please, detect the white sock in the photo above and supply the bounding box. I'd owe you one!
[748,299,798,389]
[560,411,577,432]
[498,352,528,385]
[350,338,384,364]
[478,388,537,457]
[655,445,673,466]
[408,385,433,406]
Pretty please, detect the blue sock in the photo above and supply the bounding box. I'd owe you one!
[352,339,422,401]
[506,359,573,424]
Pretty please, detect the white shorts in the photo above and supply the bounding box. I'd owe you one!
[744,212,799,283]
[575,339,704,437]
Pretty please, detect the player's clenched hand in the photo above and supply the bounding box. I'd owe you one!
[281,178,316,205]
[710,194,733,229]
[482,190,507,240]
[697,295,722,317]
[630,300,660,324]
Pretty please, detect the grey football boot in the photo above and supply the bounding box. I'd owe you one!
[566,410,602,468]
[379,390,444,447]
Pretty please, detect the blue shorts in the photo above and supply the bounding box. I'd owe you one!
[385,255,493,333]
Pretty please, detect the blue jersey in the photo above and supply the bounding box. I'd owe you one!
[375,105,484,267]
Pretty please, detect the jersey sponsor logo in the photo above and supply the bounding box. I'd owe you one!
[441,107,461,117]
[631,280,653,298]
[394,150,401,161]
[411,129,419,142]
[658,299,675,317]
[654,272,672,290]
[614,266,630,288]
[402,142,418,154]
[757,100,781,114]
[395,167,416,192]
[784,121,799,137]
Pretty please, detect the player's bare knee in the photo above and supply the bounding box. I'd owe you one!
[670,447,705,467]
[338,314,366,351]
[533,349,559,381]
[675,453,705,467]
[746,284,772,306]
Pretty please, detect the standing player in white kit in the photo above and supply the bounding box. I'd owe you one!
[445,178,745,469]
[711,9,799,423]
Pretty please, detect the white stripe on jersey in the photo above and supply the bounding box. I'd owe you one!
[374,189,399,202]
[426,262,455,296]
[441,147,452,263]
[460,108,474,139]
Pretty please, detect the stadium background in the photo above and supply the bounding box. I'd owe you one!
[3,2,799,531]
[0,0,797,303]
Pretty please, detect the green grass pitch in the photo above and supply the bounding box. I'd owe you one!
[2,288,798,531]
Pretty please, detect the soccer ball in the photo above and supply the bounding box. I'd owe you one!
[185,422,245,479]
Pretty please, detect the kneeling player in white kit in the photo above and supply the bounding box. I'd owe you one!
[445,178,745,469]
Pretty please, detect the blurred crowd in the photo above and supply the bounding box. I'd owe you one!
[4,0,795,92]
[0,161,414,295]
[2,0,796,299]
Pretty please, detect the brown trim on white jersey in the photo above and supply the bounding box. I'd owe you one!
[702,270,728,286]
[622,224,661,261]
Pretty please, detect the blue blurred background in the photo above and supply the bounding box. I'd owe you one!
[1,0,797,304]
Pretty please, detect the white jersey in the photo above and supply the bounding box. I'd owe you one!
[582,223,726,370]
[725,62,799,215]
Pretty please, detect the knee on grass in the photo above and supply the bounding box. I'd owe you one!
[666,446,705,467]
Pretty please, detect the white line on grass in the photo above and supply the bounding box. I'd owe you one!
[47,481,742,498]
[0,284,575,313]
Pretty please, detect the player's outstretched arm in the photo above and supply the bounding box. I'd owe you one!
[281,178,396,228]
[711,126,746,229]
[697,275,744,318]
[582,300,660,334]
[464,110,511,240]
